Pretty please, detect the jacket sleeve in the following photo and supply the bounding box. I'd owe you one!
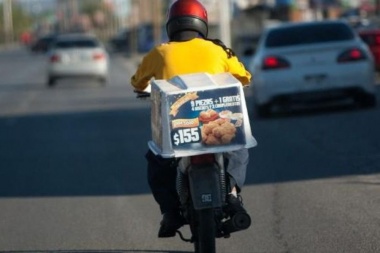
[226,56,252,86]
[131,49,159,91]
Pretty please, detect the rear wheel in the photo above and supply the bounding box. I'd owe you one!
[98,77,108,86]
[355,93,377,108]
[47,77,56,87]
[194,209,216,253]
[256,103,272,118]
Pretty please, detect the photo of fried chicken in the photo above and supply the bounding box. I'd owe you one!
[198,109,219,123]
[201,118,237,145]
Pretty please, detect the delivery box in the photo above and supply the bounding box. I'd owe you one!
[148,72,257,158]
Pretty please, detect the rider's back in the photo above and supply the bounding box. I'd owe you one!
[131,38,251,91]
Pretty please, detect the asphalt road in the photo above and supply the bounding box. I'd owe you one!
[0,47,380,253]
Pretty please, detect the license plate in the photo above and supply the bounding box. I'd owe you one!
[304,74,327,84]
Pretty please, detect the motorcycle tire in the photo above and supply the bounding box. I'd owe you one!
[194,208,216,253]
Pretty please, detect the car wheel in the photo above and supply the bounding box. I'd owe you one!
[256,103,272,118]
[47,77,56,87]
[356,93,377,108]
[99,77,108,86]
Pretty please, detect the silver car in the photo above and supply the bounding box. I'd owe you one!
[46,33,109,87]
[248,20,377,117]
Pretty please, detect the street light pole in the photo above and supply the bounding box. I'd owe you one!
[3,0,13,45]
[153,0,163,45]
[219,0,231,47]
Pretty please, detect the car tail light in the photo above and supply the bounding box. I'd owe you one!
[262,56,290,70]
[93,52,105,60]
[190,154,215,165]
[375,35,380,45]
[50,54,60,62]
[337,48,367,63]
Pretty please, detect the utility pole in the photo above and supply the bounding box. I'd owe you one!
[153,0,163,45]
[129,0,140,55]
[219,0,231,47]
[3,0,13,45]
[57,0,68,32]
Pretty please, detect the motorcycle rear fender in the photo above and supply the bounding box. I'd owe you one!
[187,162,223,210]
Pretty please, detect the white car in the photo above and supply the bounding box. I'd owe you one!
[47,33,109,87]
[248,20,377,117]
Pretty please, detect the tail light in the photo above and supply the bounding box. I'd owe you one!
[190,154,215,165]
[93,52,105,60]
[375,35,380,45]
[337,48,367,63]
[50,54,60,62]
[262,56,290,70]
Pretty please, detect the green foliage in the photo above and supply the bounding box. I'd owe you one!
[13,4,33,34]
[0,2,33,43]
[80,0,104,17]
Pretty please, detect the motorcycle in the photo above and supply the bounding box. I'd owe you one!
[135,72,257,253]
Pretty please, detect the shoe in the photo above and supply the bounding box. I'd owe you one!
[226,194,248,216]
[158,211,184,238]
[224,194,251,232]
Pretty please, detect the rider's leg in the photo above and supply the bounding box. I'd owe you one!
[224,148,249,192]
[146,149,179,213]
[224,148,250,215]
[145,150,184,237]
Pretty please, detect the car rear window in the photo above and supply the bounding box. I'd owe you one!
[54,39,99,49]
[265,23,355,48]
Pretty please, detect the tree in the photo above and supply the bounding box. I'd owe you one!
[80,0,114,28]
[0,2,33,44]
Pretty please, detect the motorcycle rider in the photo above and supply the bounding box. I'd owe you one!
[131,0,252,238]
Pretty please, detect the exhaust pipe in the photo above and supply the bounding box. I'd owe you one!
[222,212,251,234]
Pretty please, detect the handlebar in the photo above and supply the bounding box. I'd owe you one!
[134,90,151,99]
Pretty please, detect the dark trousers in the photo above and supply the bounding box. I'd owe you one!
[145,148,249,214]
[146,150,180,214]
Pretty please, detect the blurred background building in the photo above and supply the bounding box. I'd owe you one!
[1,0,380,52]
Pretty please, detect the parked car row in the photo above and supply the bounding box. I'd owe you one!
[108,23,168,54]
[245,20,377,117]
[30,34,57,53]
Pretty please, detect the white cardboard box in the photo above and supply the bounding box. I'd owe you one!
[148,72,257,158]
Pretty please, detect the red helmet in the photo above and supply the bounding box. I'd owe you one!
[166,0,208,39]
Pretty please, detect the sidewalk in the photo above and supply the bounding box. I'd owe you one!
[0,43,21,52]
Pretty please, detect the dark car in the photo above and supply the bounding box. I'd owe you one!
[109,28,130,53]
[30,34,57,53]
[358,28,380,71]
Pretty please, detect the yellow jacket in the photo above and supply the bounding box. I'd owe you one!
[131,38,251,91]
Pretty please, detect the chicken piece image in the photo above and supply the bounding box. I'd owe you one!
[202,121,218,135]
[199,109,219,123]
[203,134,221,145]
[221,133,235,144]
[220,121,236,134]
[201,117,237,145]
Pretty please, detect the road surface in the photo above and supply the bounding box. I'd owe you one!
[0,47,379,253]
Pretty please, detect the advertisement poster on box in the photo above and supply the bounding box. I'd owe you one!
[168,86,247,150]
